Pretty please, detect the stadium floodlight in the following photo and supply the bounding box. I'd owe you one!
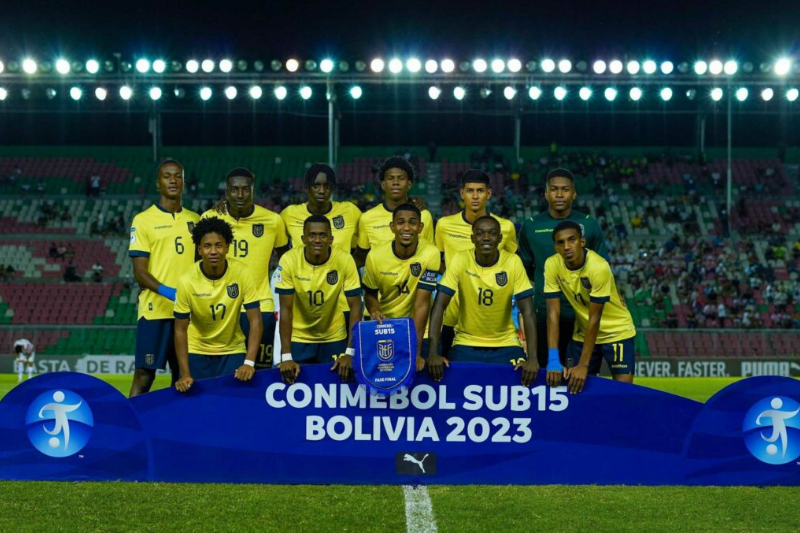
[94,87,107,101]
[491,59,505,73]
[609,60,623,74]
[406,58,422,73]
[643,60,657,74]
[630,87,643,101]
[428,86,441,100]
[149,87,162,101]
[354,60,366,72]
[761,87,774,101]
[554,86,567,100]
[724,60,738,75]
[439,58,454,73]
[299,86,312,100]
[320,59,335,73]
[735,87,748,101]
[709,60,723,75]
[22,58,37,74]
[473,59,487,73]
[186,59,199,73]
[349,86,362,99]
[370,58,385,73]
[136,59,150,73]
[694,61,708,75]
[389,58,403,73]
[21,88,31,100]
[541,58,555,73]
[170,60,183,72]
[661,61,674,74]
[85,59,100,74]
[45,88,57,99]
[219,59,233,73]
[527,86,541,100]
[237,60,248,72]
[224,86,237,99]
[173,87,186,99]
[710,87,723,101]
[454,86,466,100]
[579,86,592,101]
[507,58,522,72]
[304,60,317,71]
[286,59,300,72]
[503,86,517,100]
[0,88,7,101]
[153,59,166,73]
[742,62,754,73]
[56,59,70,74]
[0,61,4,74]
[558,59,572,73]
[774,57,792,76]
[201,59,215,73]
[686,89,697,100]
[119,86,133,100]
[425,59,438,73]
[787,88,799,102]
[593,60,607,74]
[604,87,618,101]
[274,85,288,100]
[660,87,673,101]
[69,87,82,100]
[627,61,640,74]
[248,86,263,99]
[200,86,212,101]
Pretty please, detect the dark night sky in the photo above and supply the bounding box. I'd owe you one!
[1,0,799,147]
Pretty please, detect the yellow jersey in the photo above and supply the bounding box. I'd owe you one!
[438,250,532,348]
[174,259,260,355]
[281,201,362,252]
[435,211,518,328]
[356,203,434,250]
[275,246,361,343]
[129,203,200,320]
[543,249,636,344]
[200,206,287,313]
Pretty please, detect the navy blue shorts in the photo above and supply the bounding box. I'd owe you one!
[240,311,277,370]
[135,318,177,371]
[189,353,245,380]
[566,336,636,375]
[291,340,347,365]
[448,345,525,366]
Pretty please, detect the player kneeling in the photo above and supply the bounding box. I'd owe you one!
[544,221,637,393]
[173,217,263,392]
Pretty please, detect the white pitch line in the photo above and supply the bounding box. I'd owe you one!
[403,484,437,533]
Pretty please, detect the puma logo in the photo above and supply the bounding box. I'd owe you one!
[403,453,429,473]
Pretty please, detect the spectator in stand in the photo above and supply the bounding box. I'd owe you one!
[717,302,727,328]
[89,174,101,197]
[64,261,81,282]
[60,206,71,222]
[49,243,59,258]
[64,244,75,263]
[92,262,104,283]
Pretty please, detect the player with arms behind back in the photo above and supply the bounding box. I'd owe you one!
[544,221,636,393]
[128,160,200,396]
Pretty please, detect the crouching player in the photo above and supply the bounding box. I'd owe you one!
[544,221,636,394]
[173,217,262,392]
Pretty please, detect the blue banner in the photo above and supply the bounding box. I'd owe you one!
[0,366,798,485]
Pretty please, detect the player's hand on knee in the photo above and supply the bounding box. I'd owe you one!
[175,376,194,393]
[234,364,255,382]
[331,354,354,382]
[567,363,589,394]
[514,358,539,387]
[279,361,300,384]
[415,355,426,372]
[427,353,448,382]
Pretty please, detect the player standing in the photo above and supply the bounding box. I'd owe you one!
[202,168,289,370]
[275,215,362,384]
[173,217,262,392]
[427,216,538,386]
[128,160,199,396]
[13,338,35,383]
[544,221,636,393]
[363,203,440,370]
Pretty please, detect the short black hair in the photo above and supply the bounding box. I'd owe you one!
[392,203,422,220]
[552,220,583,241]
[460,169,491,187]
[378,156,415,182]
[14,345,22,354]
[546,168,575,184]
[303,214,332,232]
[156,159,183,176]
[192,216,234,245]
[304,163,337,189]
[472,215,501,231]
[226,167,255,185]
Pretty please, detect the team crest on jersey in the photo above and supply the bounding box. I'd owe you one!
[252,224,264,237]
[332,215,345,229]
[580,277,592,290]
[187,222,195,234]
[495,272,508,286]
[226,283,240,298]
[410,263,422,277]
[327,270,339,285]
[377,339,394,361]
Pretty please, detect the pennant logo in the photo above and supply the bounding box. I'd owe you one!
[377,339,394,361]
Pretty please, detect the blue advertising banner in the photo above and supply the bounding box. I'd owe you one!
[0,365,798,485]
